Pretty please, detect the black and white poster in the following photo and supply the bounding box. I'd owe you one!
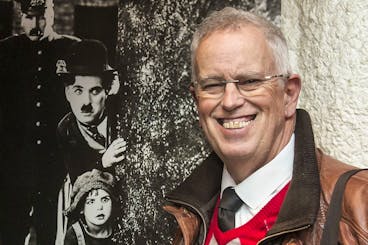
[0,0,280,244]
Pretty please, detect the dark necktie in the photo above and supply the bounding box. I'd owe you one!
[218,187,243,232]
[88,125,106,146]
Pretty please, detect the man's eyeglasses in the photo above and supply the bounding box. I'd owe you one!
[192,74,290,99]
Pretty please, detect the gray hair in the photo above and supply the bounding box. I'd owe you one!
[191,7,291,83]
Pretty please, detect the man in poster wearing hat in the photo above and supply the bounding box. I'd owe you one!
[0,0,79,244]
[57,39,126,186]
[55,40,125,243]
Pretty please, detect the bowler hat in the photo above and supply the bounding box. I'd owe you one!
[57,39,115,79]
[17,0,46,16]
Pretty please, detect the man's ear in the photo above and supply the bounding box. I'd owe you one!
[65,86,71,103]
[189,84,202,128]
[284,74,301,118]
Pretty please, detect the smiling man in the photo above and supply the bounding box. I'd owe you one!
[164,7,368,245]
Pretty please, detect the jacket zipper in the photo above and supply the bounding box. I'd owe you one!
[166,198,208,245]
[257,224,311,245]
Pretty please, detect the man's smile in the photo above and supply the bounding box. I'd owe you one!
[218,114,256,129]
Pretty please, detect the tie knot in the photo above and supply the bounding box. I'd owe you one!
[86,125,105,146]
[219,187,243,212]
[88,125,98,132]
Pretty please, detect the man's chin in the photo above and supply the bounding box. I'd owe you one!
[76,116,94,125]
[216,145,253,161]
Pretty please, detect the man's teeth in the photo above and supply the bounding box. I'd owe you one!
[223,120,252,129]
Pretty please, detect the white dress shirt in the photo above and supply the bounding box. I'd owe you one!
[220,134,295,228]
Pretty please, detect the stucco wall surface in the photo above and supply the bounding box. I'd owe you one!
[281,0,368,167]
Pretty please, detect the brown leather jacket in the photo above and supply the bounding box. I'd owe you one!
[164,109,368,245]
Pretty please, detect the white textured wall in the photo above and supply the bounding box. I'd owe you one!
[281,0,368,167]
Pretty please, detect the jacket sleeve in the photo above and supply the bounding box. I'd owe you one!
[163,204,200,245]
[340,169,368,244]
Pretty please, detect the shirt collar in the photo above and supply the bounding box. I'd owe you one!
[77,116,107,150]
[77,116,107,138]
[221,134,295,210]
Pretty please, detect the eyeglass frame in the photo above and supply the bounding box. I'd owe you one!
[191,73,290,98]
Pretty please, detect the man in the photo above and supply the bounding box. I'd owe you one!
[164,7,368,245]
[55,39,125,244]
[0,0,79,244]
[57,39,126,187]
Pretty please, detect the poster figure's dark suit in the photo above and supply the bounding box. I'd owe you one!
[56,107,119,185]
[0,33,79,245]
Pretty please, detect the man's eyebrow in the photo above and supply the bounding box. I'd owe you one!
[89,86,103,90]
[234,71,264,78]
[71,85,83,89]
[199,71,265,81]
[199,74,224,81]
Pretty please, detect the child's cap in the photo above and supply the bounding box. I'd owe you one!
[64,169,117,218]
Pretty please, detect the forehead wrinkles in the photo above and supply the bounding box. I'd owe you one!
[196,27,276,80]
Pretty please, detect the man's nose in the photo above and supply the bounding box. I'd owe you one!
[30,17,37,28]
[81,92,92,104]
[221,83,245,111]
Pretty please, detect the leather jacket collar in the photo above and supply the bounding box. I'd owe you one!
[165,109,321,244]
